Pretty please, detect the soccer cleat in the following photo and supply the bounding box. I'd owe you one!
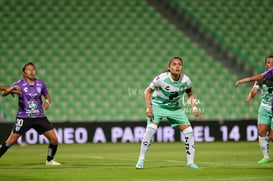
[258,158,271,164]
[46,160,62,166]
[135,161,144,169]
[186,163,200,169]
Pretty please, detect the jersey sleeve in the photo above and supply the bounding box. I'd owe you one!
[11,79,22,88]
[183,75,192,94]
[41,80,49,96]
[186,76,192,89]
[263,67,273,79]
[149,75,161,90]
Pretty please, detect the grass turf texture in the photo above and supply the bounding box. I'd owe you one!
[0,142,272,181]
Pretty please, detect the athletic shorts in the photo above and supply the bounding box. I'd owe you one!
[149,105,190,128]
[12,117,54,134]
[258,106,272,127]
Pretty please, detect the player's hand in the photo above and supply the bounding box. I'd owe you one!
[7,86,21,97]
[235,80,241,87]
[11,89,22,97]
[193,107,202,120]
[43,102,50,110]
[235,78,250,87]
[146,107,153,118]
[246,97,253,103]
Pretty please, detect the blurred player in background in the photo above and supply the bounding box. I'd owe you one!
[244,56,273,163]
[0,62,61,166]
[136,56,202,169]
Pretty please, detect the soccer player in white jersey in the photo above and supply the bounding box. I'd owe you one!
[237,55,273,163]
[136,56,202,169]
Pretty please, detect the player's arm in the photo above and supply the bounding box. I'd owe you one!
[43,94,51,110]
[235,74,264,87]
[186,88,201,120]
[2,86,21,97]
[144,87,154,118]
[246,86,259,103]
[0,85,8,91]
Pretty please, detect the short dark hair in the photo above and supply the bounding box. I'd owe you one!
[265,55,273,65]
[168,56,183,67]
[22,62,36,72]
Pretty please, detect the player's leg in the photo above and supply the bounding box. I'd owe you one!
[258,124,270,163]
[178,125,199,168]
[43,129,61,165]
[257,107,271,163]
[136,122,158,169]
[136,105,162,169]
[0,132,21,157]
[269,127,273,141]
[171,109,199,169]
[38,117,61,165]
[0,118,28,158]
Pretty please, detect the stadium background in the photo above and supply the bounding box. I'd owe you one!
[0,0,272,141]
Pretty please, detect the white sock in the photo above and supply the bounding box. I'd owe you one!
[138,123,157,162]
[182,127,195,165]
[259,136,269,159]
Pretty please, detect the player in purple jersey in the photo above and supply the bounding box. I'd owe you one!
[244,56,273,163]
[236,55,273,142]
[0,62,61,166]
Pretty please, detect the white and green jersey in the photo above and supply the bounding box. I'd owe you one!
[254,80,273,111]
[149,71,192,110]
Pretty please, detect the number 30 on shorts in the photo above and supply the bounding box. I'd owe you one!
[16,119,24,127]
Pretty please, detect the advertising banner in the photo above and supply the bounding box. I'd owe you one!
[0,120,258,144]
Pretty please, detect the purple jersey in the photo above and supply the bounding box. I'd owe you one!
[263,67,273,110]
[263,67,273,79]
[12,78,48,118]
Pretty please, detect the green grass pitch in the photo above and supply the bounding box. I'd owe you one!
[0,142,272,181]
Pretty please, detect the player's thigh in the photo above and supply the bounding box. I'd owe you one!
[34,117,54,134]
[151,105,167,124]
[43,129,58,144]
[12,118,33,134]
[257,107,272,125]
[167,109,190,128]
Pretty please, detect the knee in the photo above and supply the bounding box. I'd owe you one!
[45,132,59,145]
[258,129,267,137]
[49,137,58,145]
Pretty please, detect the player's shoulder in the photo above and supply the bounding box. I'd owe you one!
[13,78,25,85]
[158,71,169,76]
[35,78,46,85]
[264,67,273,75]
[180,73,191,82]
[35,78,44,82]
[155,71,169,79]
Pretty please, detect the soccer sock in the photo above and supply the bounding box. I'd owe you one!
[0,143,11,158]
[182,127,195,165]
[47,144,58,161]
[138,123,157,162]
[259,136,269,159]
